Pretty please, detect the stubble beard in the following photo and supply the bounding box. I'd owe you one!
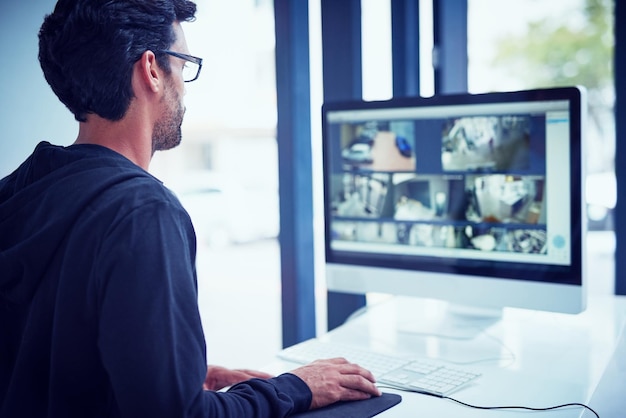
[152,83,185,153]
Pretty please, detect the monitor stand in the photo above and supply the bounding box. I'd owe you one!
[396,299,503,340]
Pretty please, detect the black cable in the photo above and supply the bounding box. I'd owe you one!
[378,384,601,417]
[443,395,600,418]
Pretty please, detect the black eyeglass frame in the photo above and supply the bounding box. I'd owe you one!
[160,50,203,82]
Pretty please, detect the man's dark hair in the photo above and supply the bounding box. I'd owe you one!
[38,0,197,122]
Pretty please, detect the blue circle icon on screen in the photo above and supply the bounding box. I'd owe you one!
[553,235,566,249]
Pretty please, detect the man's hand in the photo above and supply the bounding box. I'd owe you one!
[203,365,274,391]
[290,358,382,410]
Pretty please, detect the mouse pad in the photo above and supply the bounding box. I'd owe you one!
[290,392,402,418]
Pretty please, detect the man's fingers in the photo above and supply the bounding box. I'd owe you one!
[340,373,382,396]
[337,362,377,383]
[310,358,380,394]
[312,358,377,382]
[340,388,376,402]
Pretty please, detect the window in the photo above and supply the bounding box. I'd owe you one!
[468,0,615,292]
[150,0,282,368]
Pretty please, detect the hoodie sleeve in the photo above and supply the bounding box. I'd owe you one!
[95,196,311,417]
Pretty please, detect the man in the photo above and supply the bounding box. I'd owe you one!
[0,1,381,417]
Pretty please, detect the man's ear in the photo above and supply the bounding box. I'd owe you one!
[136,50,162,93]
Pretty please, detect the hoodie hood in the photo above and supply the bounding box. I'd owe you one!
[0,141,153,306]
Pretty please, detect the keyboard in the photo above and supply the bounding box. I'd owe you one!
[278,339,480,397]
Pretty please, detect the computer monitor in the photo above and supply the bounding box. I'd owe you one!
[322,87,586,336]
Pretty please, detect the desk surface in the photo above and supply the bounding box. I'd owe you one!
[269,294,626,418]
[588,317,626,417]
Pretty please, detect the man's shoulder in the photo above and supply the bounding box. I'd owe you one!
[49,143,176,205]
[39,143,185,219]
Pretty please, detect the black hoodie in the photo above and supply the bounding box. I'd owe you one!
[0,142,310,418]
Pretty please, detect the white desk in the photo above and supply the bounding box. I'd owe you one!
[269,295,626,417]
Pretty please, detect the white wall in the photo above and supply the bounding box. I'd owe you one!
[0,1,75,177]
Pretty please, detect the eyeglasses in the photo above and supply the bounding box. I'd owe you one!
[161,50,203,82]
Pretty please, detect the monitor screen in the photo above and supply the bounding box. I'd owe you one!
[322,87,587,319]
